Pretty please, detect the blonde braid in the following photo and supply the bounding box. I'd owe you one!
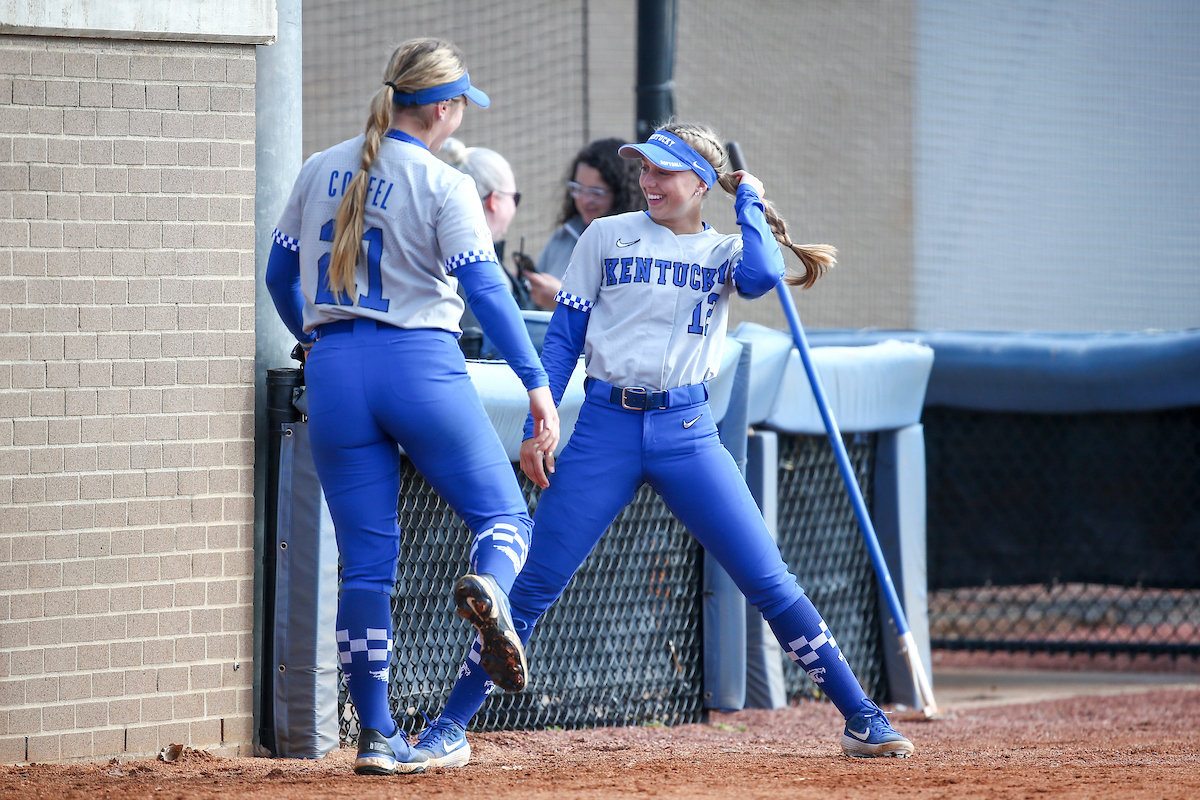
[328,38,469,301]
[328,88,392,300]
[664,122,836,290]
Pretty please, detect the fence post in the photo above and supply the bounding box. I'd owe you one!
[261,367,303,754]
[873,423,932,707]
[744,430,787,708]
[704,342,752,711]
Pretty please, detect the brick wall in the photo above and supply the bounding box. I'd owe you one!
[0,35,258,763]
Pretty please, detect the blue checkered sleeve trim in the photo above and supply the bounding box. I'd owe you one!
[272,228,299,252]
[444,248,498,274]
[554,290,594,313]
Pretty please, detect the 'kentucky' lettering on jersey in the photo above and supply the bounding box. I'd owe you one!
[602,255,729,289]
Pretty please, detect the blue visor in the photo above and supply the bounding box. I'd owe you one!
[392,72,490,108]
[619,130,718,188]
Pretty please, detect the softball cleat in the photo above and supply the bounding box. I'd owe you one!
[453,572,528,692]
[414,716,471,768]
[354,724,429,775]
[840,703,915,758]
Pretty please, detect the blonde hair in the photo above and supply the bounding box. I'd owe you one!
[662,122,836,290]
[438,137,513,199]
[327,38,469,300]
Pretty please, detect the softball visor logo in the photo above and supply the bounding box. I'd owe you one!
[619,131,718,187]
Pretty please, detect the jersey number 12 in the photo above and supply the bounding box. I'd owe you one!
[314,219,390,311]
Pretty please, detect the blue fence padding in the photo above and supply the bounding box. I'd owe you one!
[732,323,934,434]
[466,337,746,461]
[804,328,1200,413]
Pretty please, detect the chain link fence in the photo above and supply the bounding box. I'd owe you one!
[925,406,1200,660]
[774,433,884,704]
[339,461,703,743]
[336,432,887,741]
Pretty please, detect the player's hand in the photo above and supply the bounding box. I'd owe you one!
[520,436,556,489]
[523,386,558,488]
[730,170,764,198]
[524,272,562,311]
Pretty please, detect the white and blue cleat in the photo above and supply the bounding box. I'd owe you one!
[354,724,429,775]
[414,716,472,768]
[840,702,915,758]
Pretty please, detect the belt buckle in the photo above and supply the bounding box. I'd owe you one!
[620,386,648,410]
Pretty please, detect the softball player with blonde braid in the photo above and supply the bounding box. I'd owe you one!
[415,122,914,766]
[265,38,558,776]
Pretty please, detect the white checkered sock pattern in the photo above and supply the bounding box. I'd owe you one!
[469,522,529,574]
[467,633,483,665]
[336,627,392,679]
[783,621,838,666]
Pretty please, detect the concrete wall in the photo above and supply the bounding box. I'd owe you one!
[0,27,262,762]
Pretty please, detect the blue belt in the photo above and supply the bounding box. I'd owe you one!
[585,378,708,411]
[313,318,400,339]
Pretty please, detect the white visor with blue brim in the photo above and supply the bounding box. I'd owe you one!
[619,130,718,188]
[390,72,490,108]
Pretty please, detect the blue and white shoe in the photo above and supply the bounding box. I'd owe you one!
[414,717,471,768]
[454,573,528,692]
[354,724,429,775]
[840,703,915,758]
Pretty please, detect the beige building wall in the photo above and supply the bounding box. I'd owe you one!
[0,33,259,763]
[301,0,913,331]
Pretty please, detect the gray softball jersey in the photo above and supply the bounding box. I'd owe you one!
[557,211,744,391]
[273,130,494,334]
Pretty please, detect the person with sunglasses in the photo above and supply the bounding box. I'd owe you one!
[525,137,645,309]
[439,137,535,311]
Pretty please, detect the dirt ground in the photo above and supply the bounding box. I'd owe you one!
[3,678,1199,800]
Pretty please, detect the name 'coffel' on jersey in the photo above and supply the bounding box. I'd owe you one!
[273,129,495,334]
[556,210,745,391]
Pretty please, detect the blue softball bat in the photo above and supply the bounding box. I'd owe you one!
[725,138,936,717]
[775,285,938,718]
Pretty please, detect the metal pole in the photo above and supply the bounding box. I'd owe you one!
[254,0,304,754]
[636,0,677,142]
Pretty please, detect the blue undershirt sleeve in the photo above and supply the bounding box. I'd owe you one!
[456,259,548,391]
[522,303,589,441]
[731,184,786,299]
[265,241,314,346]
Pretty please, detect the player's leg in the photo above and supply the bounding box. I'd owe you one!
[647,402,913,757]
[304,335,426,775]
[420,401,644,756]
[371,328,533,691]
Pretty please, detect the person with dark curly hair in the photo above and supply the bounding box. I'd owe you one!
[525,137,644,308]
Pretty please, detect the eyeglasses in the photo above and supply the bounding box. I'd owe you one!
[490,190,521,207]
[567,181,611,200]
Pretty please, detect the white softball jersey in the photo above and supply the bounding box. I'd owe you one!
[557,210,744,391]
[273,130,495,334]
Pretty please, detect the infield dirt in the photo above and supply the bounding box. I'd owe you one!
[2,673,1198,800]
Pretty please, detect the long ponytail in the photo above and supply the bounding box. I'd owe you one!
[327,38,469,301]
[667,122,836,290]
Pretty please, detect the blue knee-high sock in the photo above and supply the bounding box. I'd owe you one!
[468,515,531,594]
[337,588,396,735]
[438,619,534,727]
[767,595,871,719]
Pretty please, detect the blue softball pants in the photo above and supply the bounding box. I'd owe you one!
[437,381,874,725]
[304,320,532,594]
[510,385,804,630]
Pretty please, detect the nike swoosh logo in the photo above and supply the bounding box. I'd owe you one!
[442,738,467,753]
[692,161,704,170]
[615,238,640,247]
[848,727,871,741]
[683,415,702,428]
